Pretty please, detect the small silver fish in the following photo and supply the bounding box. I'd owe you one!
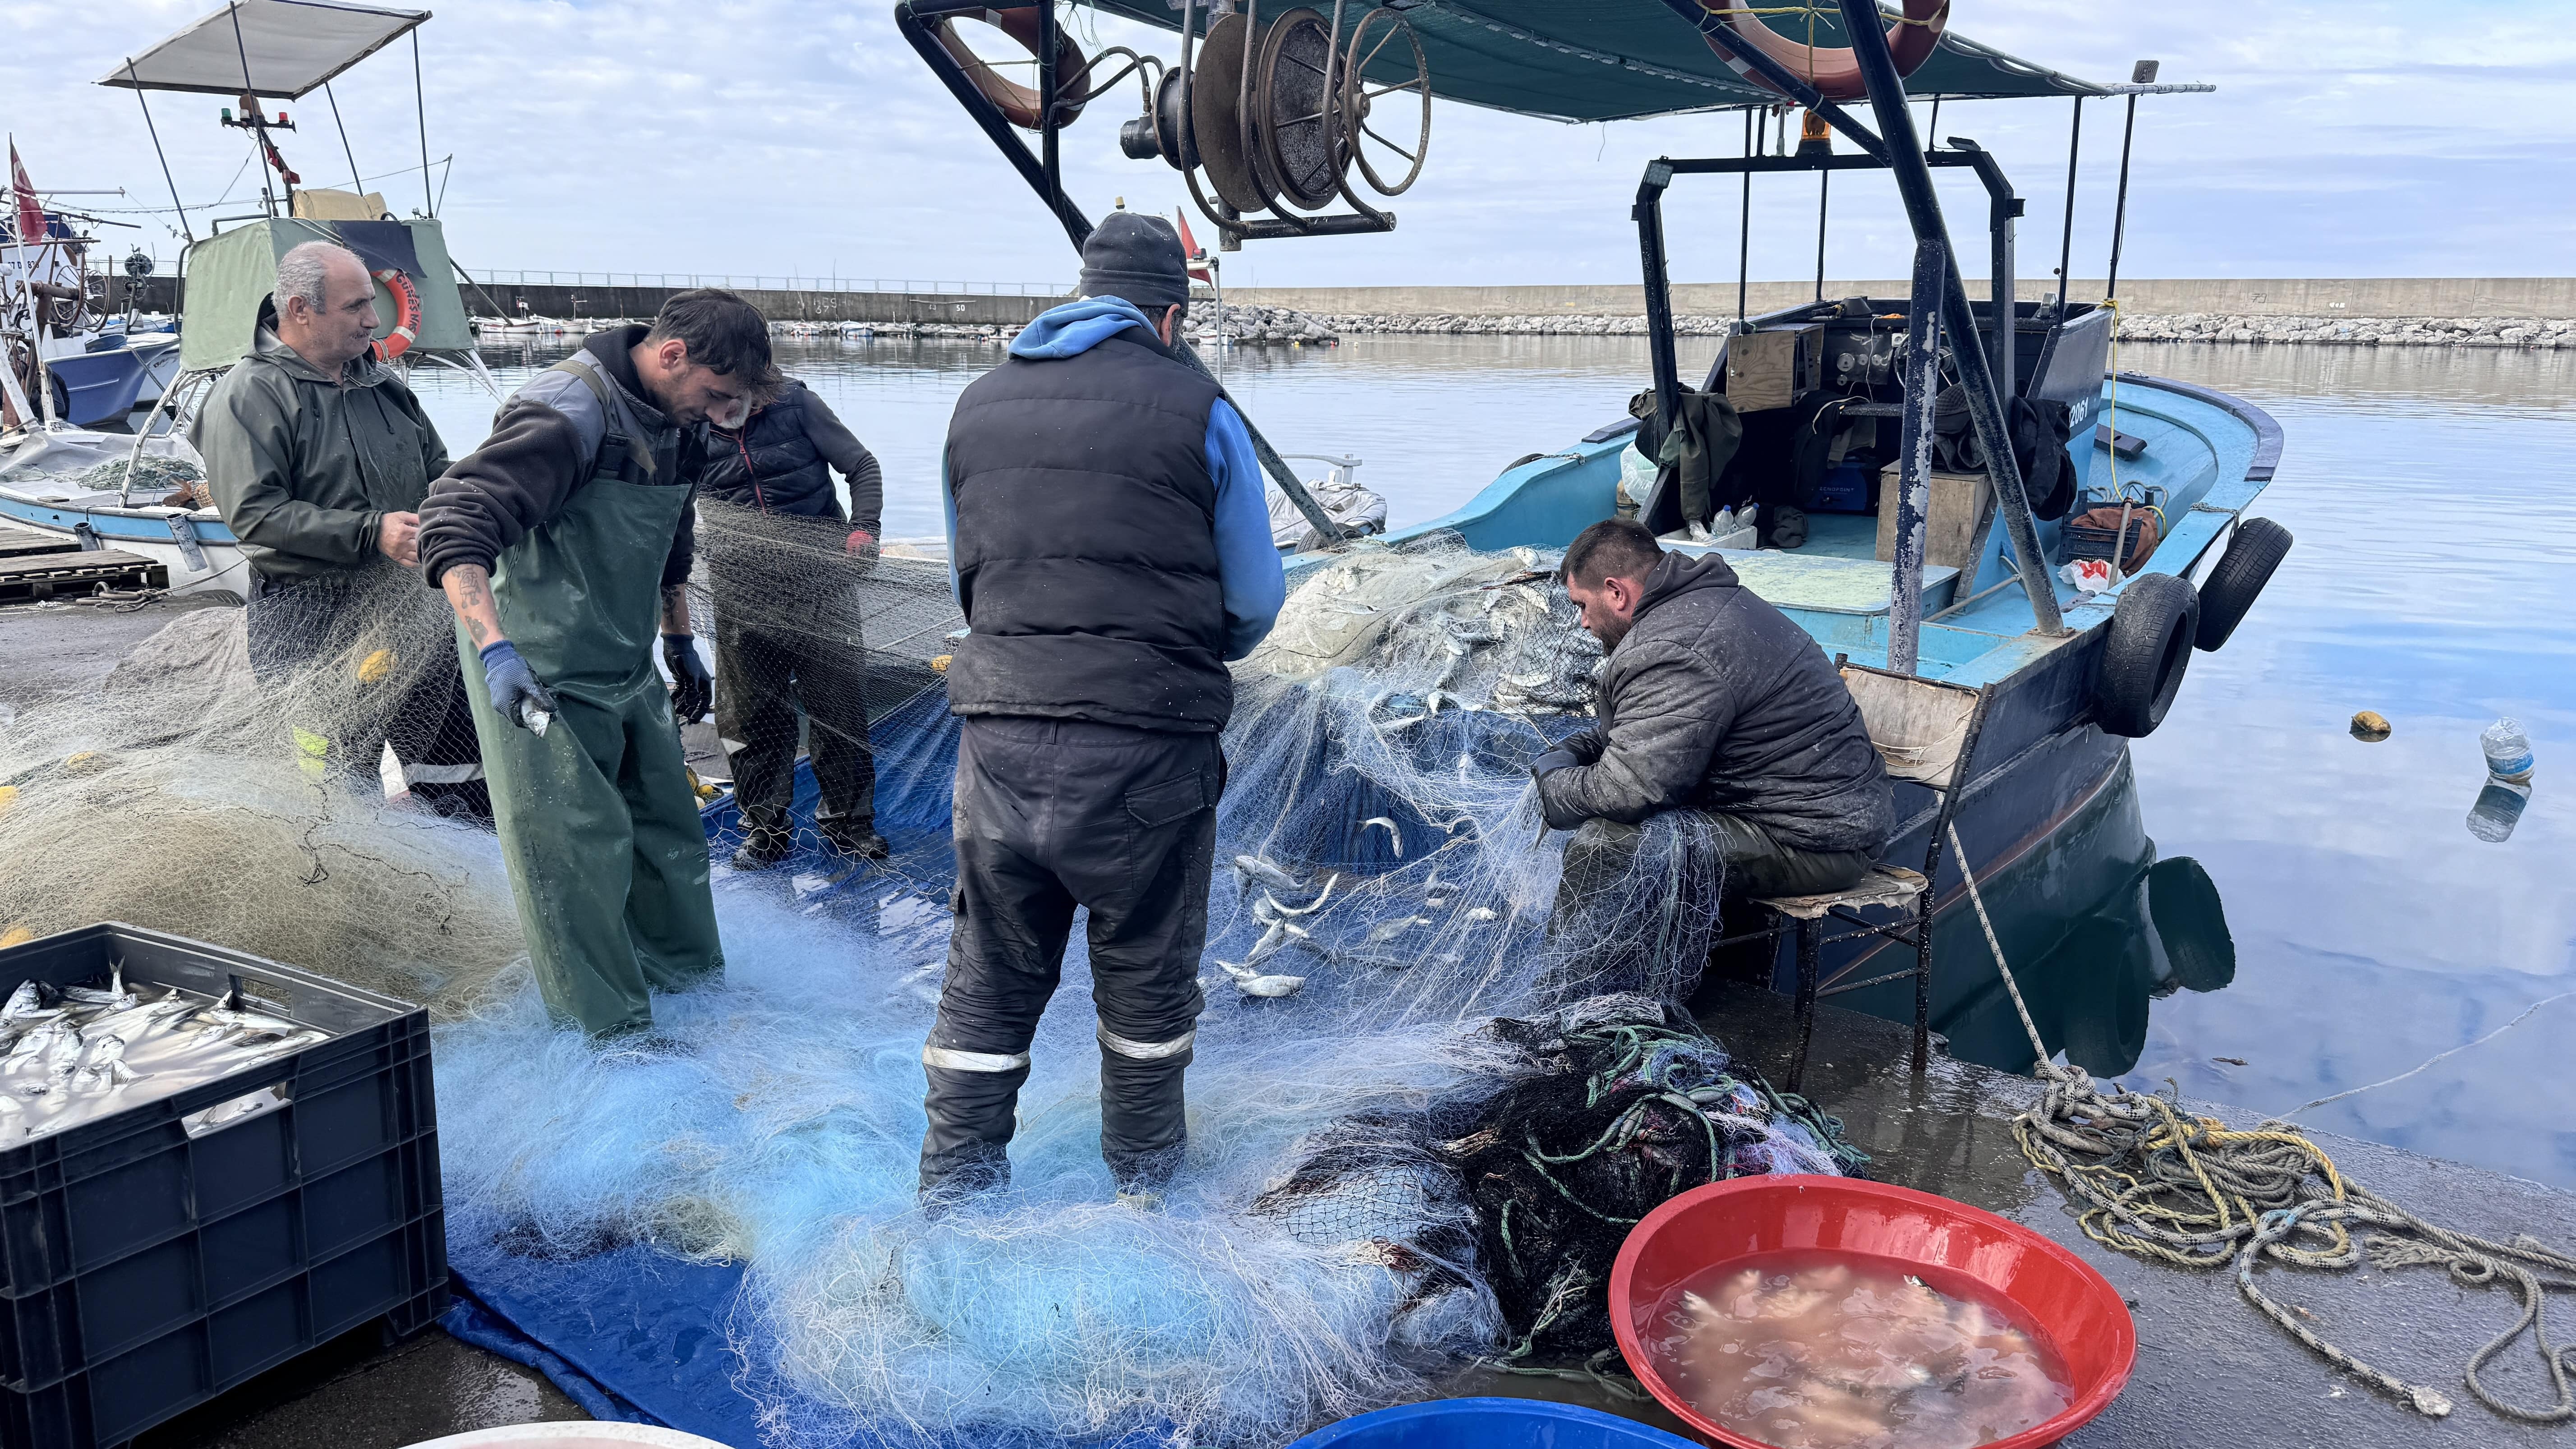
[2,982,53,1021]
[1265,876,1337,917]
[1215,961,1306,998]
[1233,855,1304,891]
[1360,817,1403,857]
[1364,915,1429,944]
[1464,906,1500,923]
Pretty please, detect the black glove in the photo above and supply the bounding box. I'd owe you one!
[663,634,713,723]
[1532,746,1582,779]
[479,641,560,734]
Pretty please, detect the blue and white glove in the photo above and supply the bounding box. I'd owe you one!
[480,640,560,734]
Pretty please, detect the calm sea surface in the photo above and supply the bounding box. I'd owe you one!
[412,334,2576,1189]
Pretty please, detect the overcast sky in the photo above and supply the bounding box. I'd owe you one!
[7,0,2569,290]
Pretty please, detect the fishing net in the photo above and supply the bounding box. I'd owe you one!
[0,506,1850,1445]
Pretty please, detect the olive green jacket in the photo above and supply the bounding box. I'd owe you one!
[196,330,451,587]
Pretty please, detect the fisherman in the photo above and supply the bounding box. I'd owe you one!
[1536,518,1893,900]
[695,376,888,868]
[198,239,486,814]
[417,289,779,1038]
[921,212,1286,1201]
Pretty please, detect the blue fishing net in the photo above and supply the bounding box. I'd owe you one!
[424,537,1856,1446]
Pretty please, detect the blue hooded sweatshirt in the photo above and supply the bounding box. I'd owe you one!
[942,297,1286,661]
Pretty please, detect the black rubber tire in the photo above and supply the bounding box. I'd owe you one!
[2194,515,2292,651]
[2094,572,2199,738]
[2147,856,2236,993]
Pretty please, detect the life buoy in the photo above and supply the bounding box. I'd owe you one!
[1699,0,1950,102]
[931,8,1088,132]
[372,267,421,362]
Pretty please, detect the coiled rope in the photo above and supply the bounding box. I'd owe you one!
[1948,821,2576,1423]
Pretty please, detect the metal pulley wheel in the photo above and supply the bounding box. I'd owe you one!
[1189,11,1265,212]
[1338,10,1430,197]
[1252,8,1344,210]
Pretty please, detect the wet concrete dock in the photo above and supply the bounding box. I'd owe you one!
[1461,982,2576,1448]
[125,978,2576,1448]
[6,599,2570,1447]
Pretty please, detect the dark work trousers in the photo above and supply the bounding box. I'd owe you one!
[920,716,1223,1196]
[246,570,490,819]
[711,611,878,837]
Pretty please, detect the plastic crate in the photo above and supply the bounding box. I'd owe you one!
[0,924,446,1449]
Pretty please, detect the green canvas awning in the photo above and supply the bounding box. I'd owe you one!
[179,217,472,371]
[1083,1,2102,123]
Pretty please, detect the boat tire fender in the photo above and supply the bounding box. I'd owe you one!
[2094,572,2198,739]
[372,269,422,363]
[2193,515,2292,652]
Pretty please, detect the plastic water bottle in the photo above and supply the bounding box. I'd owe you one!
[2480,718,2535,783]
[2466,779,2532,843]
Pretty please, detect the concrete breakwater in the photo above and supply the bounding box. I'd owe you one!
[1309,310,2576,346]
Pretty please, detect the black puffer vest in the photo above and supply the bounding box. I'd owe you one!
[699,379,837,518]
[944,330,1230,732]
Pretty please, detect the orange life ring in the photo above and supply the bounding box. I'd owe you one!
[1699,0,1949,102]
[372,267,422,361]
[931,7,1088,132]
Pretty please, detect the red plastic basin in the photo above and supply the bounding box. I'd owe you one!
[1609,1176,2135,1449]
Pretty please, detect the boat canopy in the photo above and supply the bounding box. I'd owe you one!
[97,0,430,100]
[1081,1,2104,122]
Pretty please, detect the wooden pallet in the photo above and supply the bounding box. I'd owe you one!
[0,548,167,605]
[0,527,80,560]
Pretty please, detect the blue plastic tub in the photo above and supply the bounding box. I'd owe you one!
[1288,1398,1699,1449]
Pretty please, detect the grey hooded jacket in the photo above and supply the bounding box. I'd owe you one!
[1536,551,1894,854]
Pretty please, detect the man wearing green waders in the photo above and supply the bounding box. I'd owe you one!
[418,290,778,1036]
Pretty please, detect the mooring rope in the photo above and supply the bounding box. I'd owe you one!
[1946,821,2576,1423]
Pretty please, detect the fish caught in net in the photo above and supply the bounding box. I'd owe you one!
[2,521,1851,1446]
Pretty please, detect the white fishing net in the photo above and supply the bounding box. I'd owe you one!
[0,515,1852,1446]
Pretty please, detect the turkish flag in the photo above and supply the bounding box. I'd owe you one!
[1174,212,1213,283]
[8,142,44,248]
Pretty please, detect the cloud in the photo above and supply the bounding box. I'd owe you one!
[6,0,2568,286]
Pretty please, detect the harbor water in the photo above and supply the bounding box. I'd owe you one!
[410,334,2576,1191]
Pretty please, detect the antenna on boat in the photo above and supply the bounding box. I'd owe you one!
[2099,61,2217,301]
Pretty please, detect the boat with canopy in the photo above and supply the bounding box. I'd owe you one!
[898,0,2289,1046]
[0,0,499,598]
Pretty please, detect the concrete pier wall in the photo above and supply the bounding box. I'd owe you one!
[1218,277,2576,320]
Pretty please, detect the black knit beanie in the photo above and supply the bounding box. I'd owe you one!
[1077,212,1189,313]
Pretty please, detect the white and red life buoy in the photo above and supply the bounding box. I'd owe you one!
[930,7,1088,132]
[1700,0,1949,102]
[372,267,421,361]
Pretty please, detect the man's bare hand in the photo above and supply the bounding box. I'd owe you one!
[377,511,422,567]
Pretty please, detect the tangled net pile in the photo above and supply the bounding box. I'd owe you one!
[4,515,1850,1446]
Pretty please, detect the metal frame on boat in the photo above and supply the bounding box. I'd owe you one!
[900,0,2290,1053]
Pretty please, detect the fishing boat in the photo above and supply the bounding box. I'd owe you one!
[902,0,2289,1044]
[0,0,501,598]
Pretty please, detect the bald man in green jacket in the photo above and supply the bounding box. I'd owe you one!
[197,239,486,814]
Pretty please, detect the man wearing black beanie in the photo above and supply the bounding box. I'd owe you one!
[920,211,1286,1202]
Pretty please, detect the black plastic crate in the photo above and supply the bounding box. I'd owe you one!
[0,924,446,1449]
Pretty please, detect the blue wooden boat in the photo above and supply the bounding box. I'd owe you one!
[892,0,2290,1050]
